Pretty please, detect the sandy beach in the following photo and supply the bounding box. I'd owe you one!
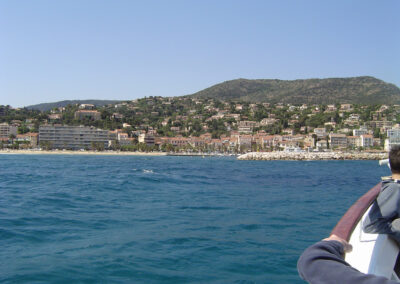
[0,149,167,156]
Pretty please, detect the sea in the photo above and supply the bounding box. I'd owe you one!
[0,155,390,283]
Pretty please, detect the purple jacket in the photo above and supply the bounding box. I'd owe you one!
[297,240,397,283]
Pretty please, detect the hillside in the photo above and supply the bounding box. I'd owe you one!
[189,76,400,104]
[26,100,122,111]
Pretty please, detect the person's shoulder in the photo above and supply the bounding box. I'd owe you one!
[382,180,400,187]
[381,180,400,194]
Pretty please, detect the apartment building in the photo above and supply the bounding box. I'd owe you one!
[39,125,109,150]
[138,133,155,146]
[238,135,252,148]
[370,120,392,129]
[347,136,361,148]
[360,134,374,148]
[0,122,18,138]
[329,133,347,149]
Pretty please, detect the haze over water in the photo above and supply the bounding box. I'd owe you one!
[0,155,389,283]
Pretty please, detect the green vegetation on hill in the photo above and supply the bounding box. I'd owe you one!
[26,100,122,112]
[189,76,400,105]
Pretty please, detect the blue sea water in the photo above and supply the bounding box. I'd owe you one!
[0,155,390,283]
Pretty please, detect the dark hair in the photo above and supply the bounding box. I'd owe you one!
[389,145,400,174]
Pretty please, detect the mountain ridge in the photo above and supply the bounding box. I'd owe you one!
[23,76,400,111]
[26,100,123,111]
[188,76,400,104]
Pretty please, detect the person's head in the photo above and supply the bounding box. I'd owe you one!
[389,145,400,174]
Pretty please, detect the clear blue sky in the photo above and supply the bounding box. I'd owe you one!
[1,0,399,107]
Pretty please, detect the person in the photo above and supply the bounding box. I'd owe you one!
[298,148,400,283]
[362,145,400,244]
[297,234,398,283]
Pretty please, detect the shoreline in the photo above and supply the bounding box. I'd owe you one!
[237,151,388,161]
[0,149,167,156]
[0,149,389,160]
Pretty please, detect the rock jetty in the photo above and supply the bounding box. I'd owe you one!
[237,151,388,161]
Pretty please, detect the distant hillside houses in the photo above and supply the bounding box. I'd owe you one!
[2,98,400,152]
[74,110,101,121]
[28,124,386,152]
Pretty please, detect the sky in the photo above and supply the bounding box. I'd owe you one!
[1,0,399,108]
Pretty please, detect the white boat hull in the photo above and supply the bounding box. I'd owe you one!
[345,207,400,281]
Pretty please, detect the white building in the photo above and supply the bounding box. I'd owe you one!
[360,134,374,148]
[39,125,109,150]
[314,128,327,138]
[353,128,369,137]
[316,140,328,150]
[385,129,400,150]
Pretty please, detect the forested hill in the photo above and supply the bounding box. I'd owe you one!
[26,100,122,111]
[188,76,400,104]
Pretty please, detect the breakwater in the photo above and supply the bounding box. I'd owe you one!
[237,151,388,161]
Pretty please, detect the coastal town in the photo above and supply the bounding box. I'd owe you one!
[1,97,400,157]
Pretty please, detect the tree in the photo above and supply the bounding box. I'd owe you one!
[91,142,105,151]
[9,134,16,145]
[40,141,53,150]
[373,128,381,138]
[18,125,29,134]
